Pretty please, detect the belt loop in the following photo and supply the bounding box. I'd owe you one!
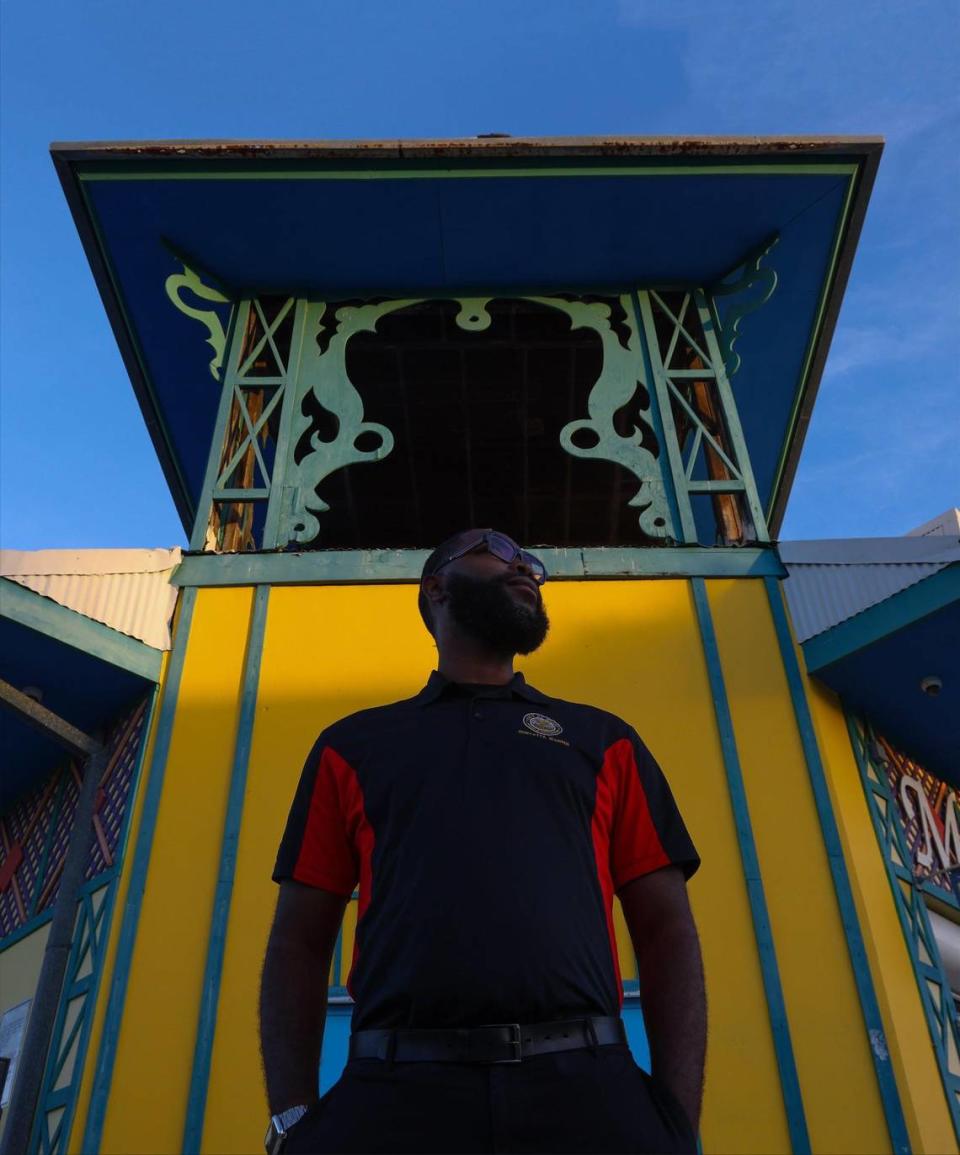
[585,1017,599,1058]
[385,1030,397,1068]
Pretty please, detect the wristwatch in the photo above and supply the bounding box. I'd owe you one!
[264,1104,310,1154]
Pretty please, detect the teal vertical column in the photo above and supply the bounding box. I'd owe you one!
[82,588,199,1154]
[190,305,246,551]
[691,579,810,1154]
[262,301,309,549]
[182,584,271,1153]
[633,291,698,543]
[764,578,911,1155]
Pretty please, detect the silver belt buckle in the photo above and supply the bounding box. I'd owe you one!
[489,1022,523,1063]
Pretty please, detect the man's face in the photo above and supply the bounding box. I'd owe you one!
[435,532,550,657]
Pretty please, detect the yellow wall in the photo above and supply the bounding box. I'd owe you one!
[201,580,789,1155]
[0,922,50,1146]
[707,579,891,1154]
[808,679,957,1154]
[96,588,254,1155]
[88,576,950,1154]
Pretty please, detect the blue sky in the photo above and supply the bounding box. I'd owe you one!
[1,0,957,549]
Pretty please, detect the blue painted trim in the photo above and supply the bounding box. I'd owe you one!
[845,713,960,1142]
[29,886,108,1155]
[0,577,163,682]
[0,907,57,953]
[0,869,123,954]
[691,579,810,1154]
[182,585,270,1154]
[82,588,198,1154]
[55,690,158,1155]
[764,577,911,1154]
[172,545,787,588]
[803,564,960,672]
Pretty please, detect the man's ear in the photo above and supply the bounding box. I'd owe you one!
[421,574,445,607]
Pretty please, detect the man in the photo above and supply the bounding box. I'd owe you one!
[260,528,705,1154]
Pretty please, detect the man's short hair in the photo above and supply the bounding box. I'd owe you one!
[418,530,473,636]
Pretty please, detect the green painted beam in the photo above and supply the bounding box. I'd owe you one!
[0,579,162,683]
[802,564,960,672]
[172,546,786,587]
[78,163,860,182]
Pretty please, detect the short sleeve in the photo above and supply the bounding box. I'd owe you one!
[608,728,700,893]
[272,736,359,896]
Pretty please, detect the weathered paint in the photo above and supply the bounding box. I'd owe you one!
[706,579,891,1153]
[807,680,957,1154]
[172,546,786,587]
[96,588,253,1155]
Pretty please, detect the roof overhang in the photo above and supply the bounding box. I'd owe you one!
[800,563,960,785]
[0,578,161,808]
[51,135,882,537]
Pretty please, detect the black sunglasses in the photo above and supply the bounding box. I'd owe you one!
[429,531,548,584]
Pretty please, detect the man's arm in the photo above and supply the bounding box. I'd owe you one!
[619,865,706,1132]
[259,879,350,1114]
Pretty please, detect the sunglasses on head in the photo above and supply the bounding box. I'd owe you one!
[429,531,548,585]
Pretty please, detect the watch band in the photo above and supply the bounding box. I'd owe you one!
[264,1104,310,1155]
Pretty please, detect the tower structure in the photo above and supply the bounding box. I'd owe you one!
[1,136,957,1154]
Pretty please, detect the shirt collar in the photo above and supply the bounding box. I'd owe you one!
[414,669,551,707]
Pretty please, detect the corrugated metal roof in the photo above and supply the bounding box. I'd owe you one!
[0,548,181,650]
[781,535,960,642]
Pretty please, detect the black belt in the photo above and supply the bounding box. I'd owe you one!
[348,1015,626,1064]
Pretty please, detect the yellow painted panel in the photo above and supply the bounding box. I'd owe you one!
[708,579,890,1154]
[524,580,790,1155]
[0,924,51,1147]
[204,580,788,1155]
[808,680,957,1154]
[68,657,166,1155]
[99,587,253,1155]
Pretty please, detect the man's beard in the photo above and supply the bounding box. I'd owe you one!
[444,571,550,657]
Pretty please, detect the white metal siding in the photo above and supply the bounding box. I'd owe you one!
[783,560,949,642]
[0,548,180,650]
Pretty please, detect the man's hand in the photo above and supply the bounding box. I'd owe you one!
[619,866,706,1134]
[259,880,349,1114]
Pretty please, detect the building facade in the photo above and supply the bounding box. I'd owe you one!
[1,137,957,1154]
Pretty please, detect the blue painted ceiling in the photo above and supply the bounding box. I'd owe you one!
[0,616,150,809]
[66,152,866,534]
[814,599,960,787]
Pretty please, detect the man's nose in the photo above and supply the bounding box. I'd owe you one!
[510,556,534,577]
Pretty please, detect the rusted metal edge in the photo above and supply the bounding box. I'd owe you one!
[49,134,885,165]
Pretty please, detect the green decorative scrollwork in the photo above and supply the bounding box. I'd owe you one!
[282,294,673,546]
[283,300,397,545]
[543,296,673,540]
[164,262,230,380]
[710,235,780,376]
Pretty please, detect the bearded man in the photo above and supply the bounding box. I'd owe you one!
[260,528,705,1154]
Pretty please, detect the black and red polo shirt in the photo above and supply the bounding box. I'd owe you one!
[273,670,699,1031]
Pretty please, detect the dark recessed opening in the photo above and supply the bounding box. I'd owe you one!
[293,297,663,549]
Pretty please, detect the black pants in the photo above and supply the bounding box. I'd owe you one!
[285,1043,697,1154]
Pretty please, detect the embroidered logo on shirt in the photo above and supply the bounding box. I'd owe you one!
[522,712,564,738]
